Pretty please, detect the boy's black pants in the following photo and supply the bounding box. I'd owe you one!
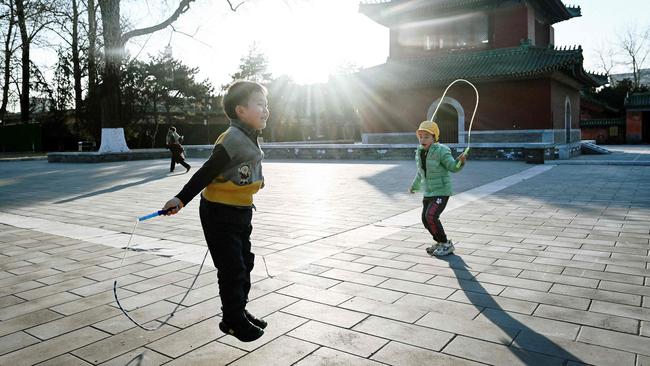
[199,198,254,325]
[422,196,449,243]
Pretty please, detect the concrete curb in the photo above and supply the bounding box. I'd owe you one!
[544,160,650,166]
[0,156,47,162]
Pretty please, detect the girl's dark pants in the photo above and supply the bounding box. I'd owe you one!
[199,198,254,325]
[422,196,449,243]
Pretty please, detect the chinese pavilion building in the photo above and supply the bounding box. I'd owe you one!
[353,0,607,159]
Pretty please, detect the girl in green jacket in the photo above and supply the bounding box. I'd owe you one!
[409,121,466,256]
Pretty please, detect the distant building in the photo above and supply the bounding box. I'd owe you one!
[610,69,650,87]
[352,0,606,159]
[579,92,623,144]
[625,92,650,143]
[579,72,650,145]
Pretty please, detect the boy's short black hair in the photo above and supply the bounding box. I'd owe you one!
[222,80,267,120]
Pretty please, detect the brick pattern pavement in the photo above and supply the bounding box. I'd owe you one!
[0,161,649,365]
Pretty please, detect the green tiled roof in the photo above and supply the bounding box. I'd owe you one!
[580,92,619,113]
[625,92,650,109]
[356,44,607,89]
[566,6,581,18]
[580,118,625,128]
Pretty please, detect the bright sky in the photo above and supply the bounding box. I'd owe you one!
[553,0,650,74]
[128,0,650,86]
[125,0,388,86]
[35,0,650,87]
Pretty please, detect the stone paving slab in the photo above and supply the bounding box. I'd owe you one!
[0,160,649,365]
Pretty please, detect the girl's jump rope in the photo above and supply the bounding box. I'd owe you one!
[428,79,479,168]
[113,79,479,331]
[113,208,273,332]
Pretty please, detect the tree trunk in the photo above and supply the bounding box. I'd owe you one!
[0,2,15,123]
[632,55,640,90]
[71,0,83,122]
[97,0,130,152]
[96,0,198,152]
[15,0,29,123]
[98,0,123,129]
[87,0,97,97]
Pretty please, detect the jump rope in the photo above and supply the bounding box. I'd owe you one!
[428,79,479,168]
[113,79,479,331]
[112,208,273,332]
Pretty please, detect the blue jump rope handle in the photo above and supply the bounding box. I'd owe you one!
[138,209,170,222]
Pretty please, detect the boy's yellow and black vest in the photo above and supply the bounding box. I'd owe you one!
[202,121,264,207]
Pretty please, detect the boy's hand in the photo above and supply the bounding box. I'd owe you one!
[162,197,184,215]
[458,153,467,164]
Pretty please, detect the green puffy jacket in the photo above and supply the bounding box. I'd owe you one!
[410,143,464,197]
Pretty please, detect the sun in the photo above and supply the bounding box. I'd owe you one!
[253,0,388,84]
[124,0,388,87]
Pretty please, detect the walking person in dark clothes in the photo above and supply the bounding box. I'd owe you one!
[161,81,268,342]
[166,126,191,173]
[409,121,466,256]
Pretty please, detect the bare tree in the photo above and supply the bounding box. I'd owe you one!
[86,0,98,99]
[14,0,58,122]
[14,0,28,122]
[594,42,618,78]
[619,24,650,90]
[51,0,86,121]
[71,0,82,118]
[97,0,241,152]
[0,0,18,123]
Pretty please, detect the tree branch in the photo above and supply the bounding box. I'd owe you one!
[227,0,244,11]
[169,24,213,48]
[121,0,195,44]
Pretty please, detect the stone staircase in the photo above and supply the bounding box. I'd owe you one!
[581,140,611,155]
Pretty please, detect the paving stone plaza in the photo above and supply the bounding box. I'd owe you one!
[1,157,649,365]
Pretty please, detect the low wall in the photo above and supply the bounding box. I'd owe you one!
[363,129,582,144]
[48,142,574,163]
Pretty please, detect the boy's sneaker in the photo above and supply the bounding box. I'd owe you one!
[219,320,264,342]
[245,309,267,329]
[426,244,440,255]
[432,241,455,256]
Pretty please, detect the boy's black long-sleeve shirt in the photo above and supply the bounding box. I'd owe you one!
[174,119,263,207]
[175,144,231,206]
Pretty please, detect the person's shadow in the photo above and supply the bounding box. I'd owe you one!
[53,172,172,204]
[436,254,584,365]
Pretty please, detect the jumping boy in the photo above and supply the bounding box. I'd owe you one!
[162,81,268,342]
[409,121,466,257]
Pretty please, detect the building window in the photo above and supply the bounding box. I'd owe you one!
[412,12,488,52]
[609,126,618,137]
[425,35,432,50]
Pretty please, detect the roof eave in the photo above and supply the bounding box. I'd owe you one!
[537,0,581,24]
[358,2,394,27]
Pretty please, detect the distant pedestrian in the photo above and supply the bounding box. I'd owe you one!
[409,121,466,256]
[166,126,191,173]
